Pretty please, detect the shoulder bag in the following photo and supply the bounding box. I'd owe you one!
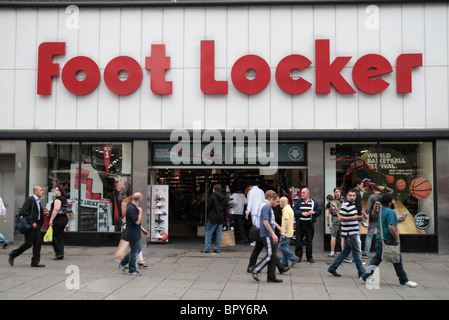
[15,210,32,234]
[379,209,401,264]
[15,201,33,235]
[58,203,75,220]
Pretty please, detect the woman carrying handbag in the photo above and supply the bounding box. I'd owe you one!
[49,184,69,260]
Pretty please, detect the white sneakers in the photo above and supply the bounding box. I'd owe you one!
[400,280,418,288]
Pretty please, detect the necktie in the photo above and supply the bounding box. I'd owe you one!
[36,198,41,221]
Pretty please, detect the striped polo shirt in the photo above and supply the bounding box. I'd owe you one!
[298,199,314,222]
[339,200,360,236]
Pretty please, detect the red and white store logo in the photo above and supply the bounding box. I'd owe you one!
[37,40,422,96]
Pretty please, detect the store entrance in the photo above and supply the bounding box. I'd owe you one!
[152,168,307,238]
[0,155,15,242]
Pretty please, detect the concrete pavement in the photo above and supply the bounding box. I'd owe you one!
[1,238,449,301]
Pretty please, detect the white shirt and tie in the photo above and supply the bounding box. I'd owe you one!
[32,194,41,221]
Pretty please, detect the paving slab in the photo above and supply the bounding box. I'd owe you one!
[0,240,448,304]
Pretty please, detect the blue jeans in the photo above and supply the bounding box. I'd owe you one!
[120,239,141,273]
[278,236,298,266]
[360,239,409,285]
[363,222,377,255]
[204,221,223,252]
[0,232,9,246]
[328,233,365,277]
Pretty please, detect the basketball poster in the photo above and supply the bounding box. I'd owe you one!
[326,142,434,235]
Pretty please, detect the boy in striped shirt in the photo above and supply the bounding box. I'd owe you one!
[327,189,365,278]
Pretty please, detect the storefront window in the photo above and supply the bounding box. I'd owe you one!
[379,143,434,234]
[29,142,132,232]
[29,142,79,231]
[324,142,435,235]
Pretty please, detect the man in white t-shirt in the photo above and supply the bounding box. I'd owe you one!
[0,196,9,249]
[245,185,265,226]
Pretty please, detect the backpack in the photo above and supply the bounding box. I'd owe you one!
[329,199,341,216]
[370,200,382,222]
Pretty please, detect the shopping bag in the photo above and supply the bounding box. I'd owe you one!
[382,241,401,264]
[221,230,235,248]
[115,239,130,259]
[43,226,53,243]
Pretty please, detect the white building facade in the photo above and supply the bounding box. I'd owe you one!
[0,0,448,251]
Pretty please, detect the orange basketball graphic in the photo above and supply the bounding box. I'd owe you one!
[410,177,432,199]
[396,179,406,191]
[386,175,394,184]
[160,233,168,242]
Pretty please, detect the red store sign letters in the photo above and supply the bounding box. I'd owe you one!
[37,40,422,96]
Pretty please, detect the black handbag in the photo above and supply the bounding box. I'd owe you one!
[249,225,260,241]
[58,203,75,220]
[58,203,73,215]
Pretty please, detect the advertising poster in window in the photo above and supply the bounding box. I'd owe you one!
[325,142,434,235]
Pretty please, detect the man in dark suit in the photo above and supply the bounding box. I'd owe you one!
[9,186,45,267]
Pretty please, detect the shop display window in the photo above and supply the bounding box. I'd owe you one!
[29,142,132,232]
[324,142,435,235]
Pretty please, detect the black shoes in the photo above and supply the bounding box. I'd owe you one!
[31,263,45,267]
[280,266,290,274]
[252,271,260,282]
[267,278,283,283]
[9,253,45,267]
[327,268,341,277]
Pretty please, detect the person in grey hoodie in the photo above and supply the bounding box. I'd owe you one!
[202,184,227,253]
[362,185,393,258]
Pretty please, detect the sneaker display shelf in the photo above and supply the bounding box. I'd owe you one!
[147,185,169,244]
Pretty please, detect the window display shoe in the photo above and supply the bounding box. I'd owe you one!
[153,232,163,239]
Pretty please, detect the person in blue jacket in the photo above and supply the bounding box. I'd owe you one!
[293,187,321,263]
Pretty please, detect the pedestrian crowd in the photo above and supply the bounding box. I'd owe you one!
[223,179,417,287]
[2,180,418,288]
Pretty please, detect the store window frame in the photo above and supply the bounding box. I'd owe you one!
[324,141,437,239]
[27,141,133,234]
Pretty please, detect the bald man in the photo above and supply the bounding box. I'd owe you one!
[9,186,45,267]
[292,187,321,263]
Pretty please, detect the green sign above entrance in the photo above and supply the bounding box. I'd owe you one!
[151,142,306,166]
